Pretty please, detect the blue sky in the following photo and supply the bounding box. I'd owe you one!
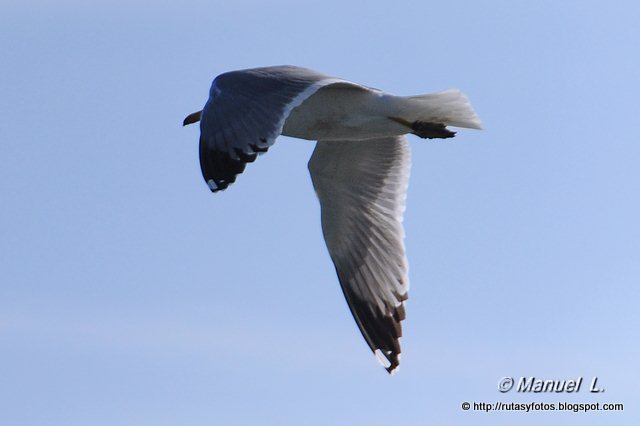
[1,0,639,424]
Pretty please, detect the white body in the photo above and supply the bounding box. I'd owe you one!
[283,83,481,141]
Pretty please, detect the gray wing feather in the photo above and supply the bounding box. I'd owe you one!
[199,66,349,191]
[308,136,411,373]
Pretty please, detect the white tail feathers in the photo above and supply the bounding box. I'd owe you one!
[404,89,482,130]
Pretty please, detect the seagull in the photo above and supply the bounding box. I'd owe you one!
[184,65,481,373]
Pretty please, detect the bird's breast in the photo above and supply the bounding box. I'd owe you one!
[282,86,406,141]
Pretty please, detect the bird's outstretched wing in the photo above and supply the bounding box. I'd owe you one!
[198,66,350,192]
[308,136,411,373]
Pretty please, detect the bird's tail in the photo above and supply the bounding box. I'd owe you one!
[400,89,482,130]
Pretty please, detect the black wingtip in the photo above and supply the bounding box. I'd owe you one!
[200,140,270,195]
[199,147,247,193]
[386,363,400,374]
[375,348,401,374]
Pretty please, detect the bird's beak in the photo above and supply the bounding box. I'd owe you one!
[183,110,202,126]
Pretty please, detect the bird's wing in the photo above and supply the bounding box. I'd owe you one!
[199,66,358,192]
[308,136,411,373]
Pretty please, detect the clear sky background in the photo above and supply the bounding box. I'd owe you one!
[2,1,639,425]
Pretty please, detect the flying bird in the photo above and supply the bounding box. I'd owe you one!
[184,65,481,373]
